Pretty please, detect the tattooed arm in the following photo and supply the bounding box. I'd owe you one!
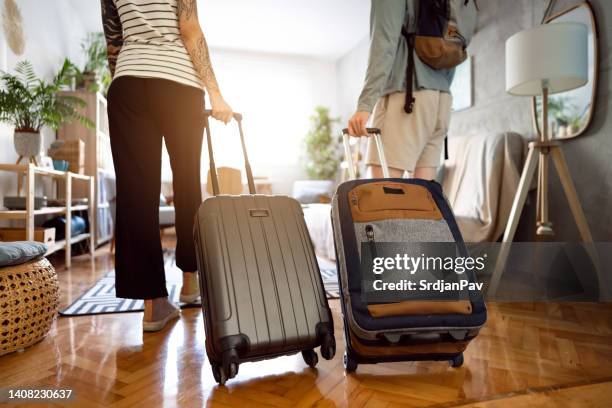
[100,0,123,77]
[178,0,233,123]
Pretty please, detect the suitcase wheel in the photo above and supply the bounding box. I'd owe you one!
[450,353,464,368]
[302,349,319,368]
[320,333,336,360]
[212,361,238,386]
[343,352,358,373]
[211,363,227,386]
[212,350,240,386]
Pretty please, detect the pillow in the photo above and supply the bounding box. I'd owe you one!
[0,241,48,267]
[294,188,327,204]
[292,180,334,204]
[160,194,169,206]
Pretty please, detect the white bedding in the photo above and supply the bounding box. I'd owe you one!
[302,203,336,261]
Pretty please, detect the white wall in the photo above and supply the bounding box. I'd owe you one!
[0,1,95,213]
[336,37,369,124]
[0,24,7,72]
[2,2,341,199]
[162,49,339,194]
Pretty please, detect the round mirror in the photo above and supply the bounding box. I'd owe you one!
[532,2,598,140]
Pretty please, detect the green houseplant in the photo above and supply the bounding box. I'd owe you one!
[304,106,341,180]
[0,60,92,161]
[72,32,111,93]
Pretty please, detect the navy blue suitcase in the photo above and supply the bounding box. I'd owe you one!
[332,129,487,372]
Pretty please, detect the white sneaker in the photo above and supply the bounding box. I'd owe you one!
[180,272,201,304]
[179,292,201,304]
[143,299,181,332]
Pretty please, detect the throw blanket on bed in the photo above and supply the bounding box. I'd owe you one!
[302,203,336,261]
[442,132,524,242]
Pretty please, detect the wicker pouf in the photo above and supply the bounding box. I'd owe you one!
[0,258,59,356]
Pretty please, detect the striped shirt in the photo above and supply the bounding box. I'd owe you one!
[108,0,203,90]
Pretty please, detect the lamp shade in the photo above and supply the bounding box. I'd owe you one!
[505,22,588,96]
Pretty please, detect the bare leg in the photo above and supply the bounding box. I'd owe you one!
[413,166,437,180]
[367,164,404,179]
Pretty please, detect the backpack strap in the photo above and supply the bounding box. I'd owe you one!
[402,2,452,161]
[401,25,416,114]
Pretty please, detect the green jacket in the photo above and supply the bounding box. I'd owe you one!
[357,0,476,113]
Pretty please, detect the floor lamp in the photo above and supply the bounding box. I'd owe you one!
[488,22,600,297]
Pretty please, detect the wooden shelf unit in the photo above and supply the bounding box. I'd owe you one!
[59,91,115,247]
[0,163,94,268]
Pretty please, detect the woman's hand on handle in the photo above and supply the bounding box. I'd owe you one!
[209,91,233,124]
[177,0,232,123]
[348,111,371,137]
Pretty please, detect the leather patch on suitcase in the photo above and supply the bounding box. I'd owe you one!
[349,182,442,222]
[367,300,473,317]
[350,331,469,357]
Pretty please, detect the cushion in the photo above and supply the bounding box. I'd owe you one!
[160,194,169,206]
[292,180,334,204]
[0,241,48,267]
[159,206,175,227]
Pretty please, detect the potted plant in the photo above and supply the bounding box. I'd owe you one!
[569,115,583,134]
[71,32,111,93]
[295,107,341,203]
[0,60,92,162]
[304,106,342,180]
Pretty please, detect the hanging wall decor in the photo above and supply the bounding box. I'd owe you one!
[2,0,25,55]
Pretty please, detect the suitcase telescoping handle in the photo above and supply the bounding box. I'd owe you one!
[204,110,257,196]
[204,109,243,122]
[342,128,390,179]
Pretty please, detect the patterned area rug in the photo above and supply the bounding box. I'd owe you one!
[60,255,339,316]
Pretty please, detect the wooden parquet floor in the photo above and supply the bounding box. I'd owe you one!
[1,242,612,407]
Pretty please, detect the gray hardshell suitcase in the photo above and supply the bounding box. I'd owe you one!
[194,111,335,385]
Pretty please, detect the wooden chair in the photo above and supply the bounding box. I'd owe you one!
[206,167,243,196]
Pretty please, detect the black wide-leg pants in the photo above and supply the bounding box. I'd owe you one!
[107,76,204,299]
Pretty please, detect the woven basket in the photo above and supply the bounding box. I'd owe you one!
[0,258,59,356]
[48,139,85,174]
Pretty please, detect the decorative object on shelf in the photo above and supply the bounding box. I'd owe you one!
[0,227,55,245]
[52,160,69,171]
[1,0,24,55]
[532,2,598,140]
[13,130,42,162]
[47,197,88,207]
[39,155,54,170]
[3,195,47,210]
[0,60,93,164]
[490,22,601,297]
[303,106,341,181]
[48,139,85,173]
[0,245,59,356]
[42,215,87,241]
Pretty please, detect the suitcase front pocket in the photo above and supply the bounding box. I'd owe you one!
[350,182,443,222]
